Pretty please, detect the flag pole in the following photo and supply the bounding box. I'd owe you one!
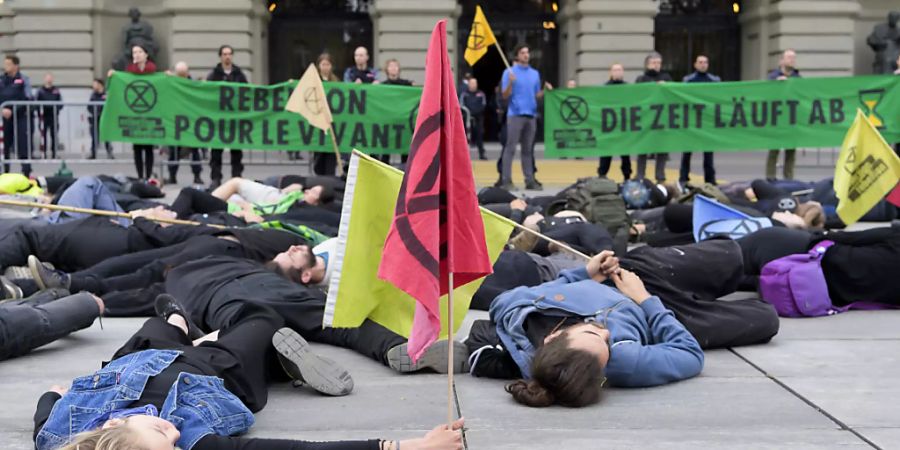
[494,41,511,69]
[328,124,346,177]
[0,199,226,228]
[447,271,455,426]
[511,222,591,260]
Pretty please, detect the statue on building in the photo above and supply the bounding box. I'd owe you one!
[113,8,160,70]
[867,11,900,74]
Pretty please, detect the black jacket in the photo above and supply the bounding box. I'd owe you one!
[635,70,673,84]
[35,86,62,118]
[88,90,106,122]
[459,89,487,116]
[206,63,248,83]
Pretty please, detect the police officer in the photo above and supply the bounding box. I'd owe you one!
[1,55,33,176]
[35,73,62,159]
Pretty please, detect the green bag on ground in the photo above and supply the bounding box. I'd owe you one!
[677,182,730,204]
[564,177,630,254]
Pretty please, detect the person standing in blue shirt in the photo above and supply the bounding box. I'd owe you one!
[1,55,33,177]
[680,55,720,185]
[498,44,552,191]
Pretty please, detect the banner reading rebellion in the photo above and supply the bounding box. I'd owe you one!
[544,75,900,157]
[100,72,422,153]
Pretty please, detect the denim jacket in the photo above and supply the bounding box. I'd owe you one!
[490,268,704,387]
[35,349,255,450]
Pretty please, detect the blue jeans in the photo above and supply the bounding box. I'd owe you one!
[47,176,130,227]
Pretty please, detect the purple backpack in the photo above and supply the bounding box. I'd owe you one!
[759,240,890,317]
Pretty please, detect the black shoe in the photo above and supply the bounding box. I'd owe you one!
[493,179,515,191]
[154,294,204,340]
[386,340,469,374]
[209,179,222,190]
[273,328,354,396]
[193,175,204,185]
[525,179,544,191]
[28,255,70,290]
[165,176,178,185]
[478,154,488,161]
[0,275,22,301]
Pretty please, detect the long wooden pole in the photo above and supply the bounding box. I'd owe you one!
[328,124,346,177]
[493,41,511,69]
[0,199,226,229]
[447,272,455,426]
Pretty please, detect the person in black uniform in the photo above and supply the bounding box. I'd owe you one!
[34,73,62,159]
[87,78,114,159]
[459,77,487,160]
[1,55,33,176]
[206,45,248,188]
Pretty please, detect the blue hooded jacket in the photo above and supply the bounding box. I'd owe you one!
[490,267,704,387]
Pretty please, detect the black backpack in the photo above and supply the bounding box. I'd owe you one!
[563,177,630,254]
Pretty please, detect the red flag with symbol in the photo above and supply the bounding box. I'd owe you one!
[377,20,493,362]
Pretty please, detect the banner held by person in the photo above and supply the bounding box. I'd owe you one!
[379,20,495,366]
[101,72,421,153]
[834,109,900,226]
[464,5,508,68]
[286,63,344,175]
[323,151,513,343]
[544,75,900,157]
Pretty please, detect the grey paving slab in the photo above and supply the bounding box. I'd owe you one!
[771,311,900,341]
[857,429,900,450]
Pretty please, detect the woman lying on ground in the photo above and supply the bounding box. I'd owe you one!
[466,242,780,407]
[34,296,464,450]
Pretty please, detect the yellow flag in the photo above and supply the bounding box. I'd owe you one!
[285,63,333,131]
[834,109,900,225]
[464,6,498,67]
[323,152,514,338]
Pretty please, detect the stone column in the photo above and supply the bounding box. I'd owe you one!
[741,0,860,80]
[4,0,94,87]
[370,0,460,84]
[163,0,264,82]
[559,0,657,86]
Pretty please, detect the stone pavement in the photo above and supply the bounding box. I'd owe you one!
[1,149,896,449]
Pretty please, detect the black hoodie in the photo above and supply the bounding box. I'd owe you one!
[206,63,248,83]
[635,69,673,84]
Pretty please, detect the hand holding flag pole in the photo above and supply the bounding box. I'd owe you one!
[286,63,345,177]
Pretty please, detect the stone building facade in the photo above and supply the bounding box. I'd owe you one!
[0,0,894,89]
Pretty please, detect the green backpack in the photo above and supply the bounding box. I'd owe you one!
[564,177,630,253]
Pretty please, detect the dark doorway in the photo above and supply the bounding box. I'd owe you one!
[654,0,741,81]
[457,0,560,142]
[267,0,373,83]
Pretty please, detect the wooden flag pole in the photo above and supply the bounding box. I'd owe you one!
[328,124,346,177]
[447,271,455,426]
[494,41,511,69]
[511,222,591,261]
[0,199,226,229]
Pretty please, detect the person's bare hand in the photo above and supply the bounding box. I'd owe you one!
[507,71,516,83]
[777,75,787,81]
[522,212,543,230]
[2,108,11,119]
[544,81,553,90]
[509,198,527,211]
[49,384,68,396]
[354,78,362,84]
[772,211,806,229]
[586,250,619,282]
[611,269,651,304]
[403,418,464,450]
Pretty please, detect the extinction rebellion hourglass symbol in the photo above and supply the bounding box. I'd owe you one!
[859,89,886,129]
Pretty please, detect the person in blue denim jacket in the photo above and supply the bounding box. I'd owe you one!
[35,297,464,450]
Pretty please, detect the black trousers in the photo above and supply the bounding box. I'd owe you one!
[0,290,99,361]
[210,149,244,183]
[313,153,337,176]
[470,115,485,157]
[41,114,58,159]
[191,276,405,366]
[3,114,31,176]
[0,216,130,272]
[72,236,244,298]
[679,152,716,184]
[111,301,284,412]
[171,187,228,219]
[89,117,112,158]
[133,144,154,179]
[598,156,632,180]
[168,147,202,180]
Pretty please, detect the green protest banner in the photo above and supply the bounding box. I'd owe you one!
[544,75,900,157]
[100,72,422,153]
